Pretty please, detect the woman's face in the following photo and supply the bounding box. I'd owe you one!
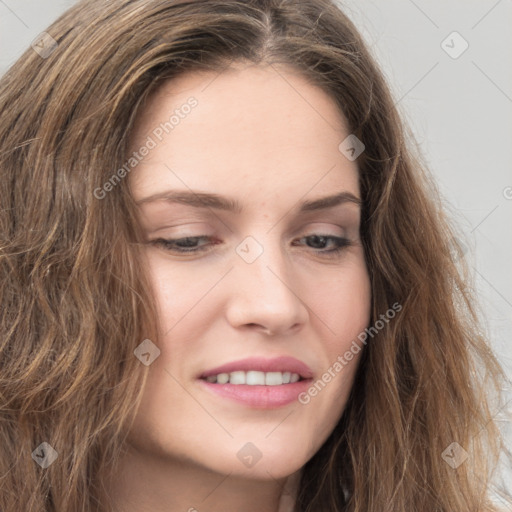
[127,62,371,480]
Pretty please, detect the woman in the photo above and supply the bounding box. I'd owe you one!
[0,0,510,511]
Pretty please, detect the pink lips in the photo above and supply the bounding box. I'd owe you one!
[198,356,314,409]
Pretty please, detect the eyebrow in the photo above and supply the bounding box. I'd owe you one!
[135,189,362,213]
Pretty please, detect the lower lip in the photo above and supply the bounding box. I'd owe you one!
[198,379,312,408]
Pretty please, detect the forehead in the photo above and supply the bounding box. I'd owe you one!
[128,62,360,206]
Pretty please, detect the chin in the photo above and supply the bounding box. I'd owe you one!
[211,436,312,479]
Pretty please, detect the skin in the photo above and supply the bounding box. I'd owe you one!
[102,62,371,512]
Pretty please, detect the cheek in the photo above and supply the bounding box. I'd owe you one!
[145,253,218,335]
[316,256,372,347]
[299,258,370,427]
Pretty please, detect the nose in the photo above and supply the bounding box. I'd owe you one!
[224,236,309,337]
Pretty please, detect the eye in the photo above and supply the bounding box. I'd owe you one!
[149,233,353,257]
[292,234,353,258]
[150,236,214,254]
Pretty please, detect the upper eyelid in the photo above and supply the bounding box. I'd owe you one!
[146,229,353,244]
[138,201,361,232]
[143,218,359,234]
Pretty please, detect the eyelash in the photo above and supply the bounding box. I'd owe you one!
[149,234,353,258]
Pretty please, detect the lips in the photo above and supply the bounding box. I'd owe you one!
[197,356,314,408]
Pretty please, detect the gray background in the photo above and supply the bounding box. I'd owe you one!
[1,0,511,500]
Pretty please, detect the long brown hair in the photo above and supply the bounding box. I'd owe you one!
[1,0,510,510]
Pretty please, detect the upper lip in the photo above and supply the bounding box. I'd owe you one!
[199,356,314,380]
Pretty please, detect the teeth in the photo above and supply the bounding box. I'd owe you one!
[203,370,302,386]
[246,370,265,385]
[265,372,282,385]
[229,371,246,385]
[216,373,229,384]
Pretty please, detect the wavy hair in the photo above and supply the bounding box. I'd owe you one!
[0,0,510,510]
